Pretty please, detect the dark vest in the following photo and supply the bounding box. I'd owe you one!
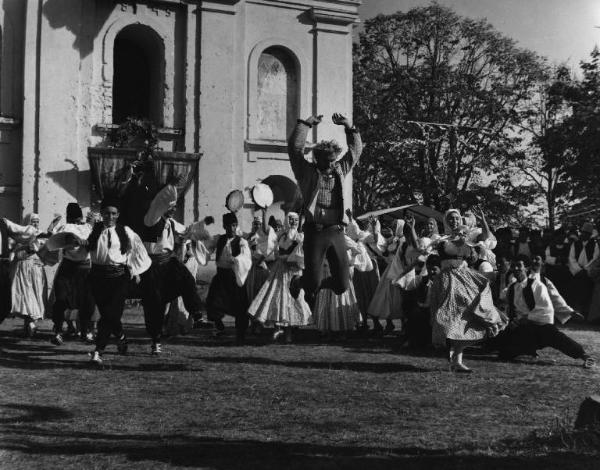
[0,218,8,257]
[573,240,596,262]
[216,235,242,261]
[144,217,176,243]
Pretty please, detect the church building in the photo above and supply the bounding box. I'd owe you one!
[0,0,359,227]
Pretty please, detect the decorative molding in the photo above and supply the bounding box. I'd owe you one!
[200,0,241,14]
[245,139,312,162]
[311,7,358,26]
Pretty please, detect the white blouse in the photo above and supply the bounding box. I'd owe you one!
[90,225,151,276]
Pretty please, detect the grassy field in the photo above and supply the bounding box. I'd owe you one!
[1,309,600,470]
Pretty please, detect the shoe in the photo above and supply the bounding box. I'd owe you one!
[84,332,95,343]
[272,329,284,341]
[117,335,128,355]
[89,350,103,365]
[583,356,595,369]
[451,363,473,374]
[51,333,64,346]
[151,343,162,355]
[383,323,396,335]
[289,275,301,299]
[25,322,37,338]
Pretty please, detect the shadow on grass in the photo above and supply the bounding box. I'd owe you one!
[0,419,598,470]
[198,355,433,373]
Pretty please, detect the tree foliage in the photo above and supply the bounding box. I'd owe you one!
[353,4,545,220]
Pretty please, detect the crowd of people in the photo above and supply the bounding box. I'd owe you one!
[0,113,597,372]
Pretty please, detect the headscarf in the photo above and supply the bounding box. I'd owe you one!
[443,209,462,235]
[425,217,439,236]
[22,213,40,227]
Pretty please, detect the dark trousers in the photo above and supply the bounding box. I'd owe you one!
[0,260,10,323]
[207,268,249,340]
[52,259,95,335]
[90,270,129,351]
[498,323,586,360]
[405,306,432,348]
[571,270,595,317]
[302,224,350,298]
[141,256,202,343]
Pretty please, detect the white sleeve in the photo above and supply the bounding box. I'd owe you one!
[125,227,152,276]
[568,244,581,276]
[4,218,37,238]
[144,185,178,227]
[232,238,252,287]
[395,268,424,290]
[545,246,556,266]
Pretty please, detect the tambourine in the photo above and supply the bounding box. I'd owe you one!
[251,183,274,209]
[225,190,245,212]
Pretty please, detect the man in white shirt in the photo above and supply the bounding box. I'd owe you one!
[498,255,594,368]
[75,197,151,365]
[50,203,95,345]
[205,212,252,344]
[140,186,204,355]
[568,222,599,317]
[0,217,38,323]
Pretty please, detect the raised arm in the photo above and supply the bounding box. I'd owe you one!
[333,113,362,175]
[288,115,321,180]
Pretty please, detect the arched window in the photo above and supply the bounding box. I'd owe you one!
[112,24,164,125]
[256,47,298,141]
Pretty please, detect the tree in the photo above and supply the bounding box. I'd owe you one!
[353,4,545,218]
[499,66,577,229]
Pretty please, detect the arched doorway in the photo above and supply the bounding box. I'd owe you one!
[112,24,164,125]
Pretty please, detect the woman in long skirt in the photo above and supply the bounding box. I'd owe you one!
[10,213,48,337]
[429,209,507,373]
[248,212,312,343]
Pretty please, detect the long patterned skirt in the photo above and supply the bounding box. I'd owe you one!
[430,266,507,347]
[313,281,361,332]
[248,258,312,327]
[10,257,48,321]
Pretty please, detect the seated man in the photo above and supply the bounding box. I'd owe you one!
[497,254,594,368]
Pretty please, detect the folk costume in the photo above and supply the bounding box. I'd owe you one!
[0,217,38,323]
[85,199,151,359]
[347,218,381,324]
[313,236,367,333]
[567,223,599,318]
[498,272,592,366]
[140,185,205,351]
[206,213,252,342]
[51,203,96,342]
[288,118,362,302]
[9,213,48,334]
[429,210,507,349]
[248,220,312,329]
[245,219,277,303]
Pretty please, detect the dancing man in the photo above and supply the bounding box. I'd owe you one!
[288,113,362,305]
[140,185,204,355]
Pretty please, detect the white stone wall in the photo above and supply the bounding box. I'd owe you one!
[5,0,359,231]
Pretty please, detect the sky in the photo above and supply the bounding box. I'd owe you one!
[358,0,600,69]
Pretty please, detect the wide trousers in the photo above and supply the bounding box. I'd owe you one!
[141,256,202,343]
[52,259,95,335]
[302,224,350,298]
[497,323,585,360]
[90,268,129,351]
